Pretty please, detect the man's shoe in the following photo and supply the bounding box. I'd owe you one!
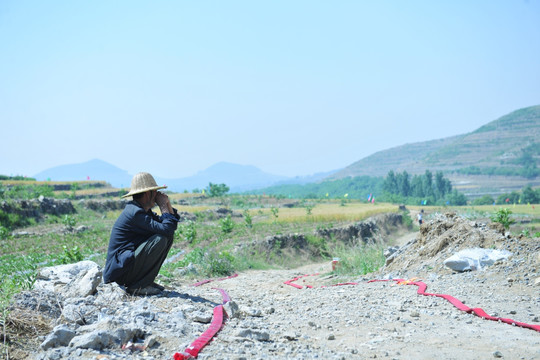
[126,285,162,296]
[151,282,165,291]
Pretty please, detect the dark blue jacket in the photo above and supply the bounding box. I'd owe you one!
[103,200,179,284]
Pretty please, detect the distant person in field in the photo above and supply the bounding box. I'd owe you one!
[417,209,424,226]
[103,172,179,295]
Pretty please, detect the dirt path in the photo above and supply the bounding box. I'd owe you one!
[394,231,418,246]
[172,257,540,360]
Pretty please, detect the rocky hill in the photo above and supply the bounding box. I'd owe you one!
[330,105,540,197]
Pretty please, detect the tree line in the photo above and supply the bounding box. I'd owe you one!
[472,185,540,205]
[379,170,467,205]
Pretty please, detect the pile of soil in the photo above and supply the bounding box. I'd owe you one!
[383,212,539,285]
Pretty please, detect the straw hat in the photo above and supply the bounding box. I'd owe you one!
[122,172,167,198]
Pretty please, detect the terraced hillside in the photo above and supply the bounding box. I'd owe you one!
[330,105,540,197]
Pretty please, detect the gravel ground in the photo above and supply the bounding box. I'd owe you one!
[177,261,540,360]
[170,212,540,360]
[21,212,540,360]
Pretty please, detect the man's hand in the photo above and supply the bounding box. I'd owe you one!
[155,191,173,214]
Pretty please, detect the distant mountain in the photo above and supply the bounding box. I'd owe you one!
[34,159,132,188]
[270,169,340,186]
[156,162,290,193]
[329,105,540,197]
[33,160,310,193]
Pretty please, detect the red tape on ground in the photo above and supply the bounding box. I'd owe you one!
[191,273,238,287]
[284,274,540,333]
[173,286,232,359]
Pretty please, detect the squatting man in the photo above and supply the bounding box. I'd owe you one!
[103,172,180,295]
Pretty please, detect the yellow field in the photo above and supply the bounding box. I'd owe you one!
[251,202,398,223]
[462,203,540,216]
[406,203,540,218]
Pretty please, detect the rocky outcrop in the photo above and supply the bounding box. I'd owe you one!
[248,213,405,257]
[80,199,127,211]
[17,261,217,359]
[1,196,75,220]
[316,213,403,244]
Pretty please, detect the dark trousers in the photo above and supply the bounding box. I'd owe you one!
[119,234,173,289]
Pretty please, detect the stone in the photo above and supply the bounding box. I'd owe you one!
[224,300,241,318]
[40,325,76,350]
[236,329,270,341]
[193,311,212,323]
[35,261,102,298]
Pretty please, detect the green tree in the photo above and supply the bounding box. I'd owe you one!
[434,171,452,198]
[496,191,520,205]
[521,186,539,204]
[410,175,424,197]
[207,183,230,197]
[423,170,435,198]
[446,190,467,205]
[396,171,410,197]
[472,195,494,205]
[383,170,398,194]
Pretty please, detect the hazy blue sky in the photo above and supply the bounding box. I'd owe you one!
[1,1,539,179]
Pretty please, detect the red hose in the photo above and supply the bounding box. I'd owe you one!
[284,275,540,333]
[172,285,233,359]
[370,279,540,332]
[173,304,225,359]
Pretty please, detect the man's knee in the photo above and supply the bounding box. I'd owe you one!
[136,234,173,257]
[151,234,174,255]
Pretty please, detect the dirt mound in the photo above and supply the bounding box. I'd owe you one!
[383,212,540,282]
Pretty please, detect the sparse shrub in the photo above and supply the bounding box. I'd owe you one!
[176,248,235,277]
[219,215,234,234]
[0,207,32,230]
[70,182,79,199]
[178,248,205,266]
[177,220,197,243]
[59,245,83,264]
[490,208,515,230]
[270,207,279,222]
[243,210,253,228]
[200,250,235,277]
[0,225,9,239]
[332,244,385,275]
[401,210,413,229]
[62,214,77,230]
[306,234,329,256]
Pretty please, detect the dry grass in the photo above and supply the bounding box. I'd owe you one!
[469,204,540,216]
[175,205,213,213]
[253,203,398,223]
[1,307,51,360]
[0,180,107,187]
